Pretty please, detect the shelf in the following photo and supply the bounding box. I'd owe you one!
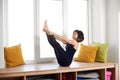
[62,72,76,80]
[106,68,115,80]
[0,62,118,80]
[0,76,24,80]
[27,74,59,80]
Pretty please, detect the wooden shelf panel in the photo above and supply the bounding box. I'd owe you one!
[0,62,115,76]
[0,61,118,80]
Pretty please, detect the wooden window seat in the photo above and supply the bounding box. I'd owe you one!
[0,61,118,80]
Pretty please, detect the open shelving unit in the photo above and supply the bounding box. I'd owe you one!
[0,62,118,80]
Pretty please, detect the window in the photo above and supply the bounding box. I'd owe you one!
[7,0,34,60]
[5,0,89,62]
[67,0,88,56]
[39,0,63,58]
[68,0,88,44]
[39,0,88,58]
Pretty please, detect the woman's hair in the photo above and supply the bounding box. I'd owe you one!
[73,30,84,42]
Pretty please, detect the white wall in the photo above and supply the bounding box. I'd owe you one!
[0,0,5,68]
[90,0,106,43]
[119,4,120,79]
[106,0,120,63]
[106,0,120,78]
[91,0,120,78]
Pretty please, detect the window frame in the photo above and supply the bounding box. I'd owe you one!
[4,0,91,64]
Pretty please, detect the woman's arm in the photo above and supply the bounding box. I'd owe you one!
[51,31,76,45]
[52,32,78,50]
[43,20,76,45]
[52,32,67,44]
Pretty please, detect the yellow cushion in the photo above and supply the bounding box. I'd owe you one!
[4,44,25,67]
[75,44,99,63]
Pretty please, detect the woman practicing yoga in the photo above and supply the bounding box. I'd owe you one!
[43,20,84,66]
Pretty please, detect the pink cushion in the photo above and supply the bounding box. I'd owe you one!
[107,71,112,75]
[106,71,112,80]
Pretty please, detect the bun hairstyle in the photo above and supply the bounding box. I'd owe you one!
[73,30,84,42]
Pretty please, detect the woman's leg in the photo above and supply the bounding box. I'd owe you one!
[46,34,71,66]
[43,20,71,66]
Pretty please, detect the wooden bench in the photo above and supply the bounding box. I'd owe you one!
[0,61,118,80]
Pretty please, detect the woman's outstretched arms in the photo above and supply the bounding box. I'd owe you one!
[43,20,77,46]
[51,31,72,44]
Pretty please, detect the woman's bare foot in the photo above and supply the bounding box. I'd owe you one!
[43,20,47,32]
[43,20,52,35]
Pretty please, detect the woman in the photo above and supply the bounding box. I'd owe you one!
[43,20,84,66]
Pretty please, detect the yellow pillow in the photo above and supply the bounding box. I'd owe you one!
[75,44,99,63]
[4,44,25,67]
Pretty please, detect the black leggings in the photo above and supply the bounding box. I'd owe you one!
[46,34,72,66]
